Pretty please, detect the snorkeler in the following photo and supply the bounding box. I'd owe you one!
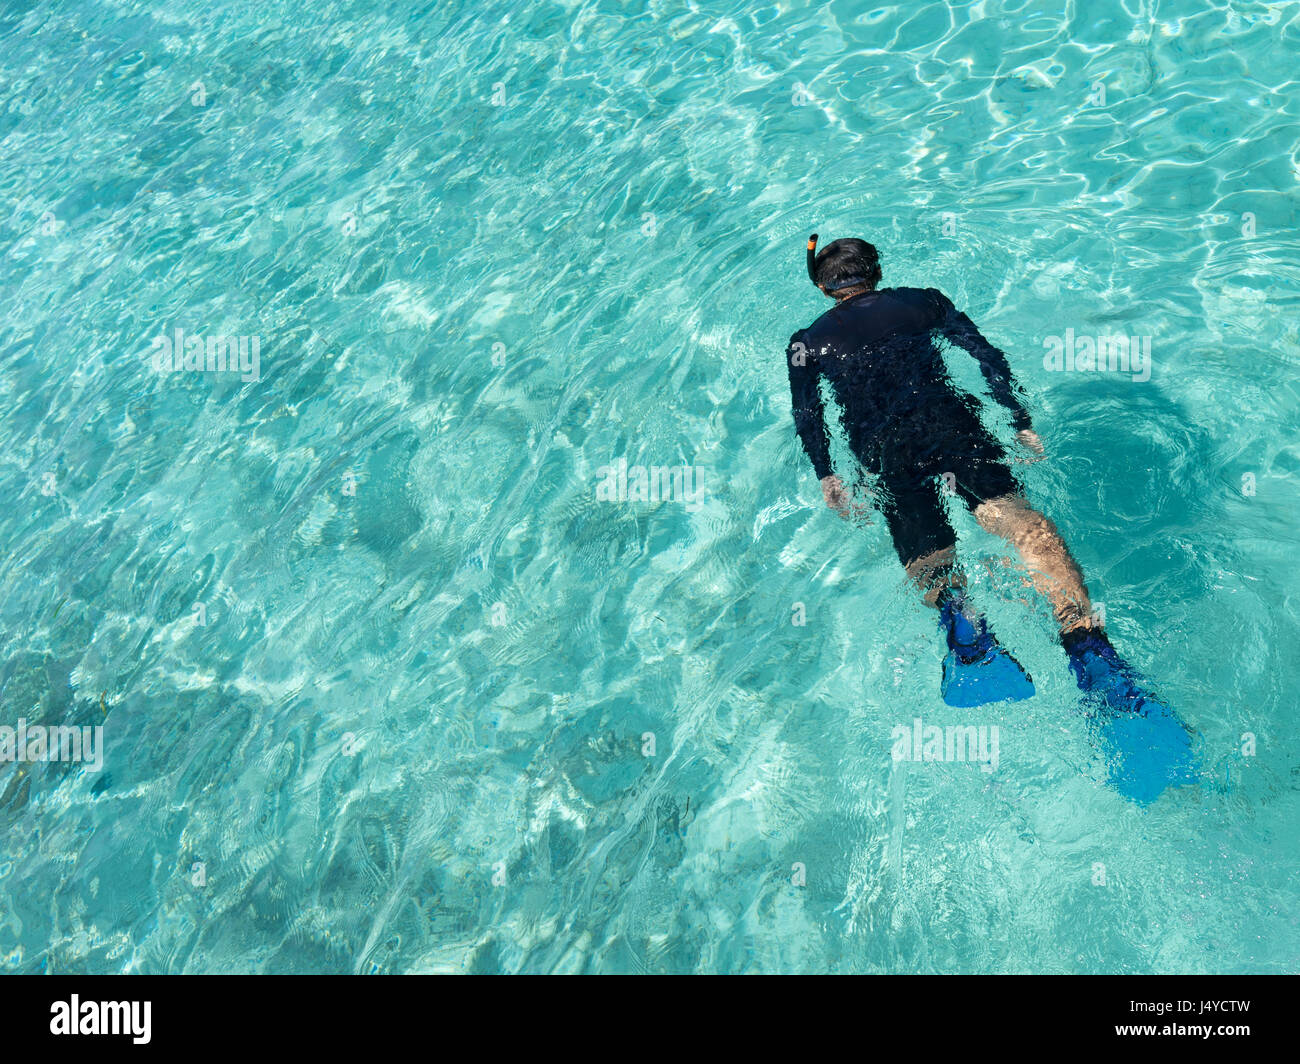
[785,234,1197,802]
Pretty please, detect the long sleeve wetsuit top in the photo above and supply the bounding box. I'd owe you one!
[786,286,1032,481]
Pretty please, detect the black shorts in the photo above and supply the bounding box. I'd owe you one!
[871,429,1021,567]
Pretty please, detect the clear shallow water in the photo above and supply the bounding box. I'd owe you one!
[1,0,1298,974]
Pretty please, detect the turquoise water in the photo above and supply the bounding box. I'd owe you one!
[1,0,1298,974]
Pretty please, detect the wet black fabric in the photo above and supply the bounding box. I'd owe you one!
[786,286,1031,565]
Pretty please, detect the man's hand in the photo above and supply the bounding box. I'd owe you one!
[821,474,874,520]
[1015,428,1045,462]
[820,474,850,514]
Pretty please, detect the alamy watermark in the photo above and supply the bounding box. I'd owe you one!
[50,995,150,1044]
[149,328,261,382]
[891,717,999,773]
[594,458,707,511]
[1,719,104,771]
[1043,329,1150,382]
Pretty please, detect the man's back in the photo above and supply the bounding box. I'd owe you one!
[797,285,944,351]
[787,285,1027,473]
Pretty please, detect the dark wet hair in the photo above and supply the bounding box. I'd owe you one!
[813,238,881,292]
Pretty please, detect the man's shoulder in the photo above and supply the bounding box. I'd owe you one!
[791,300,845,342]
[786,286,954,348]
[888,285,951,310]
[787,311,828,348]
[787,315,832,360]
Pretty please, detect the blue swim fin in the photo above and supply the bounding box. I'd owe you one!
[1063,628,1199,804]
[938,590,1035,707]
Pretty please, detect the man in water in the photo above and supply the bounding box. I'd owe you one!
[785,235,1196,800]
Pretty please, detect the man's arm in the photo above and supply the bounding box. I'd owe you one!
[787,333,833,478]
[787,333,851,510]
[929,289,1035,435]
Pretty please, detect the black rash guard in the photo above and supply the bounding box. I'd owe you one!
[786,286,1033,565]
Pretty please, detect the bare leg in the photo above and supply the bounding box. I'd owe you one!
[972,494,1096,633]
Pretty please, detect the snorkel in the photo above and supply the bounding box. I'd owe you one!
[805,232,869,295]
